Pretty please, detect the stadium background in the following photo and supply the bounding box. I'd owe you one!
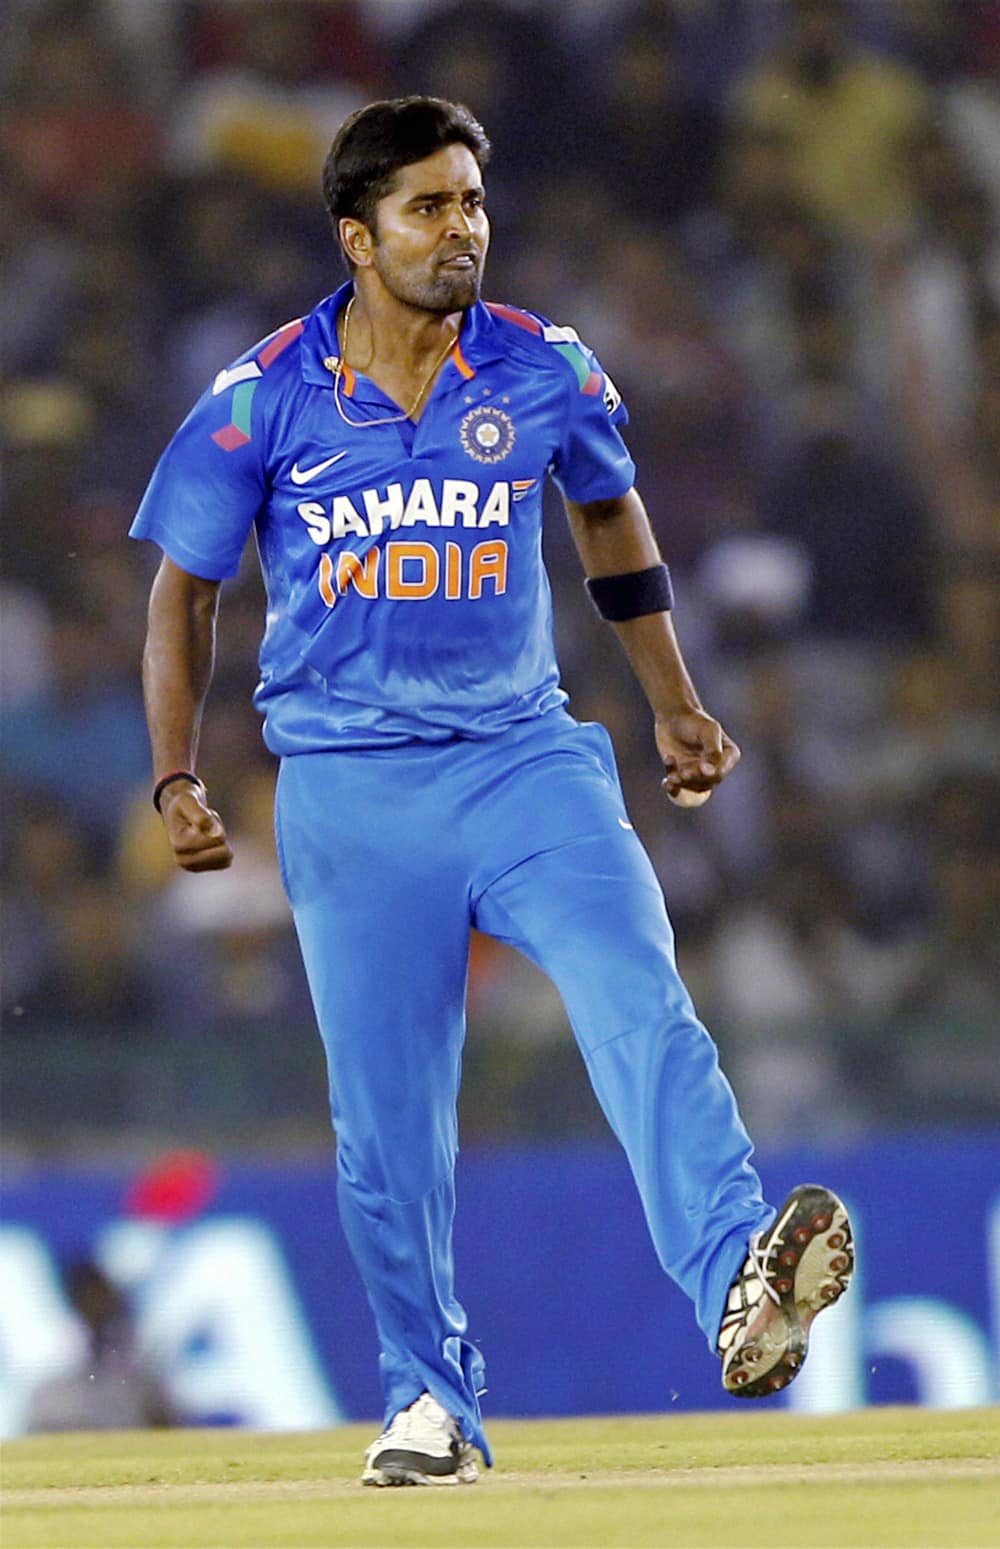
[1,0,998,1439]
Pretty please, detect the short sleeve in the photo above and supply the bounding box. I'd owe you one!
[129,361,268,580]
[547,333,636,505]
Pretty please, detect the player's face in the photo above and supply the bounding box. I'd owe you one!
[367,144,490,314]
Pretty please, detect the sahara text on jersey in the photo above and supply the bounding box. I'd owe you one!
[295,476,536,544]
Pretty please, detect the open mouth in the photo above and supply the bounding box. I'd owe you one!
[439,253,478,270]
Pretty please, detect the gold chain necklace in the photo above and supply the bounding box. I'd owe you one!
[328,297,457,428]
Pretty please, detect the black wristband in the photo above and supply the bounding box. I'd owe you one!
[585,563,674,622]
[153,770,203,813]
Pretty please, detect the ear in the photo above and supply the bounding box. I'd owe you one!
[339,217,374,269]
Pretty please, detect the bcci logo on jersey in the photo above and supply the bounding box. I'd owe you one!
[460,404,516,464]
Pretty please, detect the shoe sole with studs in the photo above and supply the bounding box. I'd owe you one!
[723,1184,854,1399]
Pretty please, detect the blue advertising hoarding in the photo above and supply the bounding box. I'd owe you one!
[1,1135,997,1437]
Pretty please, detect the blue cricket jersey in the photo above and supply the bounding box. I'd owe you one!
[130,281,636,754]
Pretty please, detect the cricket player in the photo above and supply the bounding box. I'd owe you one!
[132,97,854,1485]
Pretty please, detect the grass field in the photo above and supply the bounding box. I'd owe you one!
[2,1406,998,1549]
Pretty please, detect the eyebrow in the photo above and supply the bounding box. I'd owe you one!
[403,187,485,205]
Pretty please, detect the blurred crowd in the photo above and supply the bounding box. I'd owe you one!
[2,0,998,1148]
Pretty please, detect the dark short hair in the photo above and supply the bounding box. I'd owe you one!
[322,96,491,257]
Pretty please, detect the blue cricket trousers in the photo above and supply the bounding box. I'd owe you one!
[274,710,771,1460]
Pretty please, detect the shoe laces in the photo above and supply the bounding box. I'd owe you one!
[717,1231,782,1355]
[746,1230,783,1309]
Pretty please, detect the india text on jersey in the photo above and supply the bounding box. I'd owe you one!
[317,540,507,605]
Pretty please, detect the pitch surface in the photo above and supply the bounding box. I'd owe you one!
[3,1406,998,1547]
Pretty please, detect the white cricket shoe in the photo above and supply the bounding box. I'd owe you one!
[361,1392,480,1486]
[718,1183,854,1399]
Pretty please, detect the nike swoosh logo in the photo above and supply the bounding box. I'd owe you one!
[618,818,634,831]
[290,452,349,484]
[213,361,262,396]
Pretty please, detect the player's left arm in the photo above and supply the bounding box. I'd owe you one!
[564,486,740,802]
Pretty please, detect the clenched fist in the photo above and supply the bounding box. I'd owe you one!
[159,781,233,872]
[655,709,740,808]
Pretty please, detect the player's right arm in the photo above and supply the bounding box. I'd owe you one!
[131,327,283,869]
[142,556,233,872]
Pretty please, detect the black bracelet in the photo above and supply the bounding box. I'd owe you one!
[585,563,674,621]
[153,770,203,813]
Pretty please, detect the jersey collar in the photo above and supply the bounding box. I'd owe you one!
[299,281,509,401]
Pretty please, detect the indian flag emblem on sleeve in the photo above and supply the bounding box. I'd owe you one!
[541,322,603,395]
[210,319,304,450]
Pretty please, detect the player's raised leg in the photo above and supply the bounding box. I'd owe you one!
[471,714,852,1384]
[274,746,489,1477]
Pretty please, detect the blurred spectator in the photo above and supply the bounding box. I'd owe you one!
[2,797,91,1021]
[183,0,383,88]
[25,1260,173,1432]
[760,375,932,641]
[57,296,168,496]
[683,124,879,455]
[834,652,999,933]
[943,65,1000,213]
[25,876,151,1029]
[64,498,154,662]
[575,223,754,571]
[0,785,156,1040]
[159,174,329,416]
[117,758,310,1047]
[0,162,81,376]
[580,5,722,228]
[499,174,621,327]
[881,151,1000,685]
[0,377,99,604]
[678,648,820,888]
[0,7,160,229]
[167,1,370,196]
[0,610,149,850]
[888,164,1000,438]
[705,839,922,1026]
[0,584,52,711]
[393,0,571,205]
[682,117,801,285]
[731,0,929,242]
[887,0,970,84]
[910,782,1000,1019]
[2,284,166,600]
